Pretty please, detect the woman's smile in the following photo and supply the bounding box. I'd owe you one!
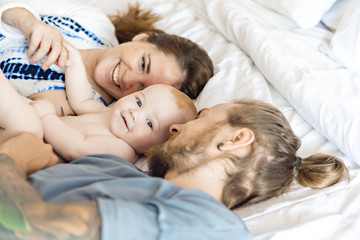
[111,63,121,89]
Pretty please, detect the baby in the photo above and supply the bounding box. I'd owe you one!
[0,42,197,164]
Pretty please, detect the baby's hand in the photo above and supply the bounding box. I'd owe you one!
[63,41,83,67]
[31,99,56,118]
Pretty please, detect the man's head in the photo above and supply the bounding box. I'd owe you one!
[147,99,301,209]
[147,103,239,178]
[110,84,197,154]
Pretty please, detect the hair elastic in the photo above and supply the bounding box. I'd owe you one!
[295,157,302,171]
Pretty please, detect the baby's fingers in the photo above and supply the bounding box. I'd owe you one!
[56,46,68,68]
[62,41,82,66]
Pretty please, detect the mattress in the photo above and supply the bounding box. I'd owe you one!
[20,0,360,238]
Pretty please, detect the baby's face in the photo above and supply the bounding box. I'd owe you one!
[110,84,194,153]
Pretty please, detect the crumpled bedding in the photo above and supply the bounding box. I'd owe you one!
[42,0,360,239]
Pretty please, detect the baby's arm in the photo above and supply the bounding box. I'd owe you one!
[61,135,138,164]
[63,41,106,115]
[38,112,137,163]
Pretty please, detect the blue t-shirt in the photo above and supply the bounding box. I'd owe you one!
[28,155,253,240]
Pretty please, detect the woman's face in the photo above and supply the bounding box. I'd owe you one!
[93,38,184,100]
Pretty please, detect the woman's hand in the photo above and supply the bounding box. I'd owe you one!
[2,8,68,70]
[25,20,68,70]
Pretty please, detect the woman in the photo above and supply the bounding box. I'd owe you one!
[0,0,213,116]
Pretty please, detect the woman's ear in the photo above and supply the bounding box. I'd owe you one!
[220,128,254,152]
[132,33,150,42]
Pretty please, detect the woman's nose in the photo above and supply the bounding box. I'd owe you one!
[123,71,144,91]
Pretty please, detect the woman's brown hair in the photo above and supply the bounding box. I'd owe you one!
[109,4,214,99]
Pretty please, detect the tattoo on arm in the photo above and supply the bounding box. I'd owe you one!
[60,106,76,117]
[0,154,101,239]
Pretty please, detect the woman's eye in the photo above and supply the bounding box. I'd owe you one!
[146,119,153,129]
[139,83,145,90]
[141,57,145,71]
[136,98,142,107]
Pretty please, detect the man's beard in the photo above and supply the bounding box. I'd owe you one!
[147,125,221,178]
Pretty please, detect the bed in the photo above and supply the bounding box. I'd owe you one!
[114,0,360,239]
[84,0,360,239]
[20,0,360,238]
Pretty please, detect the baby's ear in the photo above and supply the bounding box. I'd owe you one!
[132,33,150,42]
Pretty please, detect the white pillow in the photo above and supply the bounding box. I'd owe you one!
[321,0,350,32]
[320,0,360,75]
[253,0,337,29]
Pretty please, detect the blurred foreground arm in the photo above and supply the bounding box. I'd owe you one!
[0,133,101,239]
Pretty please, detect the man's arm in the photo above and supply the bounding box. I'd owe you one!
[0,133,101,239]
[64,41,106,115]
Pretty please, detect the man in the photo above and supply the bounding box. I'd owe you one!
[0,103,253,239]
[0,100,346,239]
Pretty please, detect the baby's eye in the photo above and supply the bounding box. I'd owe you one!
[136,98,142,107]
[146,119,153,129]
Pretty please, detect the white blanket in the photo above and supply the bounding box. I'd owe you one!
[187,0,360,166]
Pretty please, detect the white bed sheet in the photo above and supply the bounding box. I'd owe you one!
[86,0,360,239]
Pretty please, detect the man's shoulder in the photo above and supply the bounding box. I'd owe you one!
[71,154,146,175]
[99,186,252,240]
[30,154,147,184]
